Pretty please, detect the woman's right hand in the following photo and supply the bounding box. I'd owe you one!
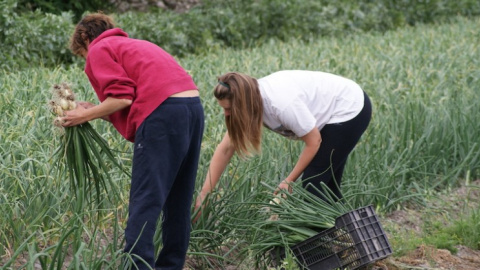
[76,101,96,109]
[192,133,235,224]
[193,192,207,223]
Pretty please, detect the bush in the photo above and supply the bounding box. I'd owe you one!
[16,0,113,21]
[0,0,75,70]
[385,0,480,25]
[1,0,480,70]
[110,0,480,57]
[116,0,390,57]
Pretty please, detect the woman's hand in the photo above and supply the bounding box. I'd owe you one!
[76,101,111,121]
[62,105,88,127]
[62,97,131,126]
[280,128,322,187]
[275,180,293,195]
[77,101,96,109]
[193,192,208,223]
[193,133,235,224]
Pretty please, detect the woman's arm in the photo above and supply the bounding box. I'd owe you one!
[277,128,322,193]
[62,97,132,126]
[76,101,111,121]
[194,133,235,216]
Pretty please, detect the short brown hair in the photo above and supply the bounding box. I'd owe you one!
[69,13,115,57]
[215,72,263,158]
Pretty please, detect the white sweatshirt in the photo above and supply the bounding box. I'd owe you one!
[259,70,364,139]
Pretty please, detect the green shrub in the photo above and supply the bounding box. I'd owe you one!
[116,0,398,56]
[97,0,480,58]
[2,0,480,69]
[385,0,480,25]
[0,0,75,70]
[16,0,113,21]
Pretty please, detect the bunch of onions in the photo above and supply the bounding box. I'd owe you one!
[49,83,77,127]
[48,83,129,208]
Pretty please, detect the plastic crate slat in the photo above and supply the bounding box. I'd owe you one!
[274,205,392,270]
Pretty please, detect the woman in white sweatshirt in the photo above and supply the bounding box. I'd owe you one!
[195,70,372,216]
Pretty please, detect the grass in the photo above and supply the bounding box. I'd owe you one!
[0,15,479,269]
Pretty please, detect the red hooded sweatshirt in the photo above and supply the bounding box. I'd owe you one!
[85,28,198,142]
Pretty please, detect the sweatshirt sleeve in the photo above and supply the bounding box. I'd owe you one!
[278,98,317,138]
[86,44,136,100]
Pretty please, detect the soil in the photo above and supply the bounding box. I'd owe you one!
[371,179,480,270]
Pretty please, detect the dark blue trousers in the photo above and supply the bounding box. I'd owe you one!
[302,92,372,201]
[124,97,204,270]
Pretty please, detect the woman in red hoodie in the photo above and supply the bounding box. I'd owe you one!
[65,13,204,270]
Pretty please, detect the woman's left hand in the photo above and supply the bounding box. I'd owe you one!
[275,180,292,195]
[277,128,321,195]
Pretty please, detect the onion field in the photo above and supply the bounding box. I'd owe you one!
[1,16,479,269]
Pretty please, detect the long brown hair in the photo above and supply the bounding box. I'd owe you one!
[69,12,115,57]
[215,72,263,158]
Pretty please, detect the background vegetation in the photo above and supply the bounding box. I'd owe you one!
[2,0,480,70]
[1,0,479,269]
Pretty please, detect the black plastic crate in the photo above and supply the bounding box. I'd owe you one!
[273,205,392,270]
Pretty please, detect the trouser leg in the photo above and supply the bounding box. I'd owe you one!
[156,100,204,270]
[124,97,204,270]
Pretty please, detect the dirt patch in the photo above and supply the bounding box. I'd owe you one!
[385,207,424,235]
[376,179,480,270]
[377,244,480,270]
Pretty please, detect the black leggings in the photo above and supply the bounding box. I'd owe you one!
[302,92,372,201]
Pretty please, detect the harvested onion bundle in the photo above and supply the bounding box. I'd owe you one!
[48,83,129,207]
[49,83,77,127]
